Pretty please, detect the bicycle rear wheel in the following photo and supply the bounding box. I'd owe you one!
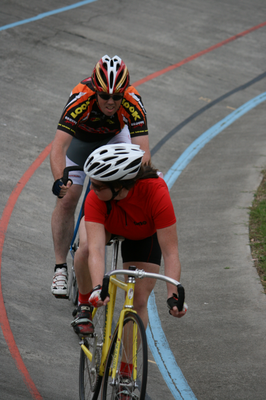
[79,306,106,400]
[71,268,79,305]
[101,312,148,400]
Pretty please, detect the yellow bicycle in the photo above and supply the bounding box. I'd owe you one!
[78,237,185,400]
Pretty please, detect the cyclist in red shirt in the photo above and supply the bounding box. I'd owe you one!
[71,144,187,337]
[50,55,151,299]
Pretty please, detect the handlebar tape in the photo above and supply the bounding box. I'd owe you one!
[62,166,84,185]
[167,284,185,312]
[100,275,110,301]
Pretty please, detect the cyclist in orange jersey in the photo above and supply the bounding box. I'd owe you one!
[50,55,151,299]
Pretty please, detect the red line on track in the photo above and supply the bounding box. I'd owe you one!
[0,20,265,400]
[0,143,52,400]
[133,21,266,87]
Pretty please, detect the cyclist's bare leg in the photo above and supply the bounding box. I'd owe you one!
[51,184,83,264]
[74,217,112,295]
[74,217,92,294]
[123,261,159,329]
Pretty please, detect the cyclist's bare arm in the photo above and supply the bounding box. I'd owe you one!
[50,129,72,179]
[86,221,106,285]
[157,224,186,318]
[131,135,151,165]
[50,129,73,197]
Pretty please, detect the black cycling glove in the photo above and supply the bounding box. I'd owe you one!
[52,178,64,197]
[52,178,73,198]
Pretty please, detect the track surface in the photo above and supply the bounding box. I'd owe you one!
[0,1,266,399]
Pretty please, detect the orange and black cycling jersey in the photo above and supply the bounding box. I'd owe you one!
[57,77,148,143]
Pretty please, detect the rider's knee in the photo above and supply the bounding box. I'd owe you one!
[79,239,89,258]
[74,244,88,269]
[133,292,149,313]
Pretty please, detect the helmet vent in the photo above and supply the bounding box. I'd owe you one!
[100,68,107,83]
[102,156,117,162]
[87,156,94,164]
[94,164,111,175]
[124,158,142,170]
[115,149,128,154]
[88,162,100,171]
[102,169,119,178]
[115,157,127,166]
[110,71,114,89]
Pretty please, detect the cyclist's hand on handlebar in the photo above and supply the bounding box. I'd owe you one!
[59,179,72,198]
[169,305,187,318]
[52,178,72,198]
[167,293,188,318]
[52,165,83,198]
[89,285,110,308]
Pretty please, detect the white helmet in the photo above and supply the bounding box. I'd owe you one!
[84,144,145,181]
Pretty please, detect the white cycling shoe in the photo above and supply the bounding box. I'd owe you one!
[51,266,68,298]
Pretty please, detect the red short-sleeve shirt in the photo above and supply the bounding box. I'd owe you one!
[84,178,176,240]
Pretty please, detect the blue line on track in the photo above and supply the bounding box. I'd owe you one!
[0,0,97,31]
[164,92,266,189]
[147,91,266,400]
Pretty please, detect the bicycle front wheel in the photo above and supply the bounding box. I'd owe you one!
[79,306,106,400]
[101,312,148,400]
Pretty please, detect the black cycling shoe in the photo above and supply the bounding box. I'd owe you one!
[71,304,94,336]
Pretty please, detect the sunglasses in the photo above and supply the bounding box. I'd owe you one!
[97,92,124,101]
[90,181,109,192]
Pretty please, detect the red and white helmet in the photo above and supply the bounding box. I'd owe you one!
[84,144,144,181]
[91,55,130,94]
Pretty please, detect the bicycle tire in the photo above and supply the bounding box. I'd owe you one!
[101,312,148,400]
[69,236,79,305]
[79,306,106,400]
[71,270,79,306]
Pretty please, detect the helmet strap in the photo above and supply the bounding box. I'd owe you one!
[108,184,122,200]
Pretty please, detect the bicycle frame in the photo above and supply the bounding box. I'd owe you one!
[101,272,137,378]
[70,179,91,258]
[62,165,90,258]
[80,266,184,381]
[80,268,137,379]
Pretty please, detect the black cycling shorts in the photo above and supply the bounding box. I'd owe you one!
[121,232,162,266]
[66,136,113,166]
